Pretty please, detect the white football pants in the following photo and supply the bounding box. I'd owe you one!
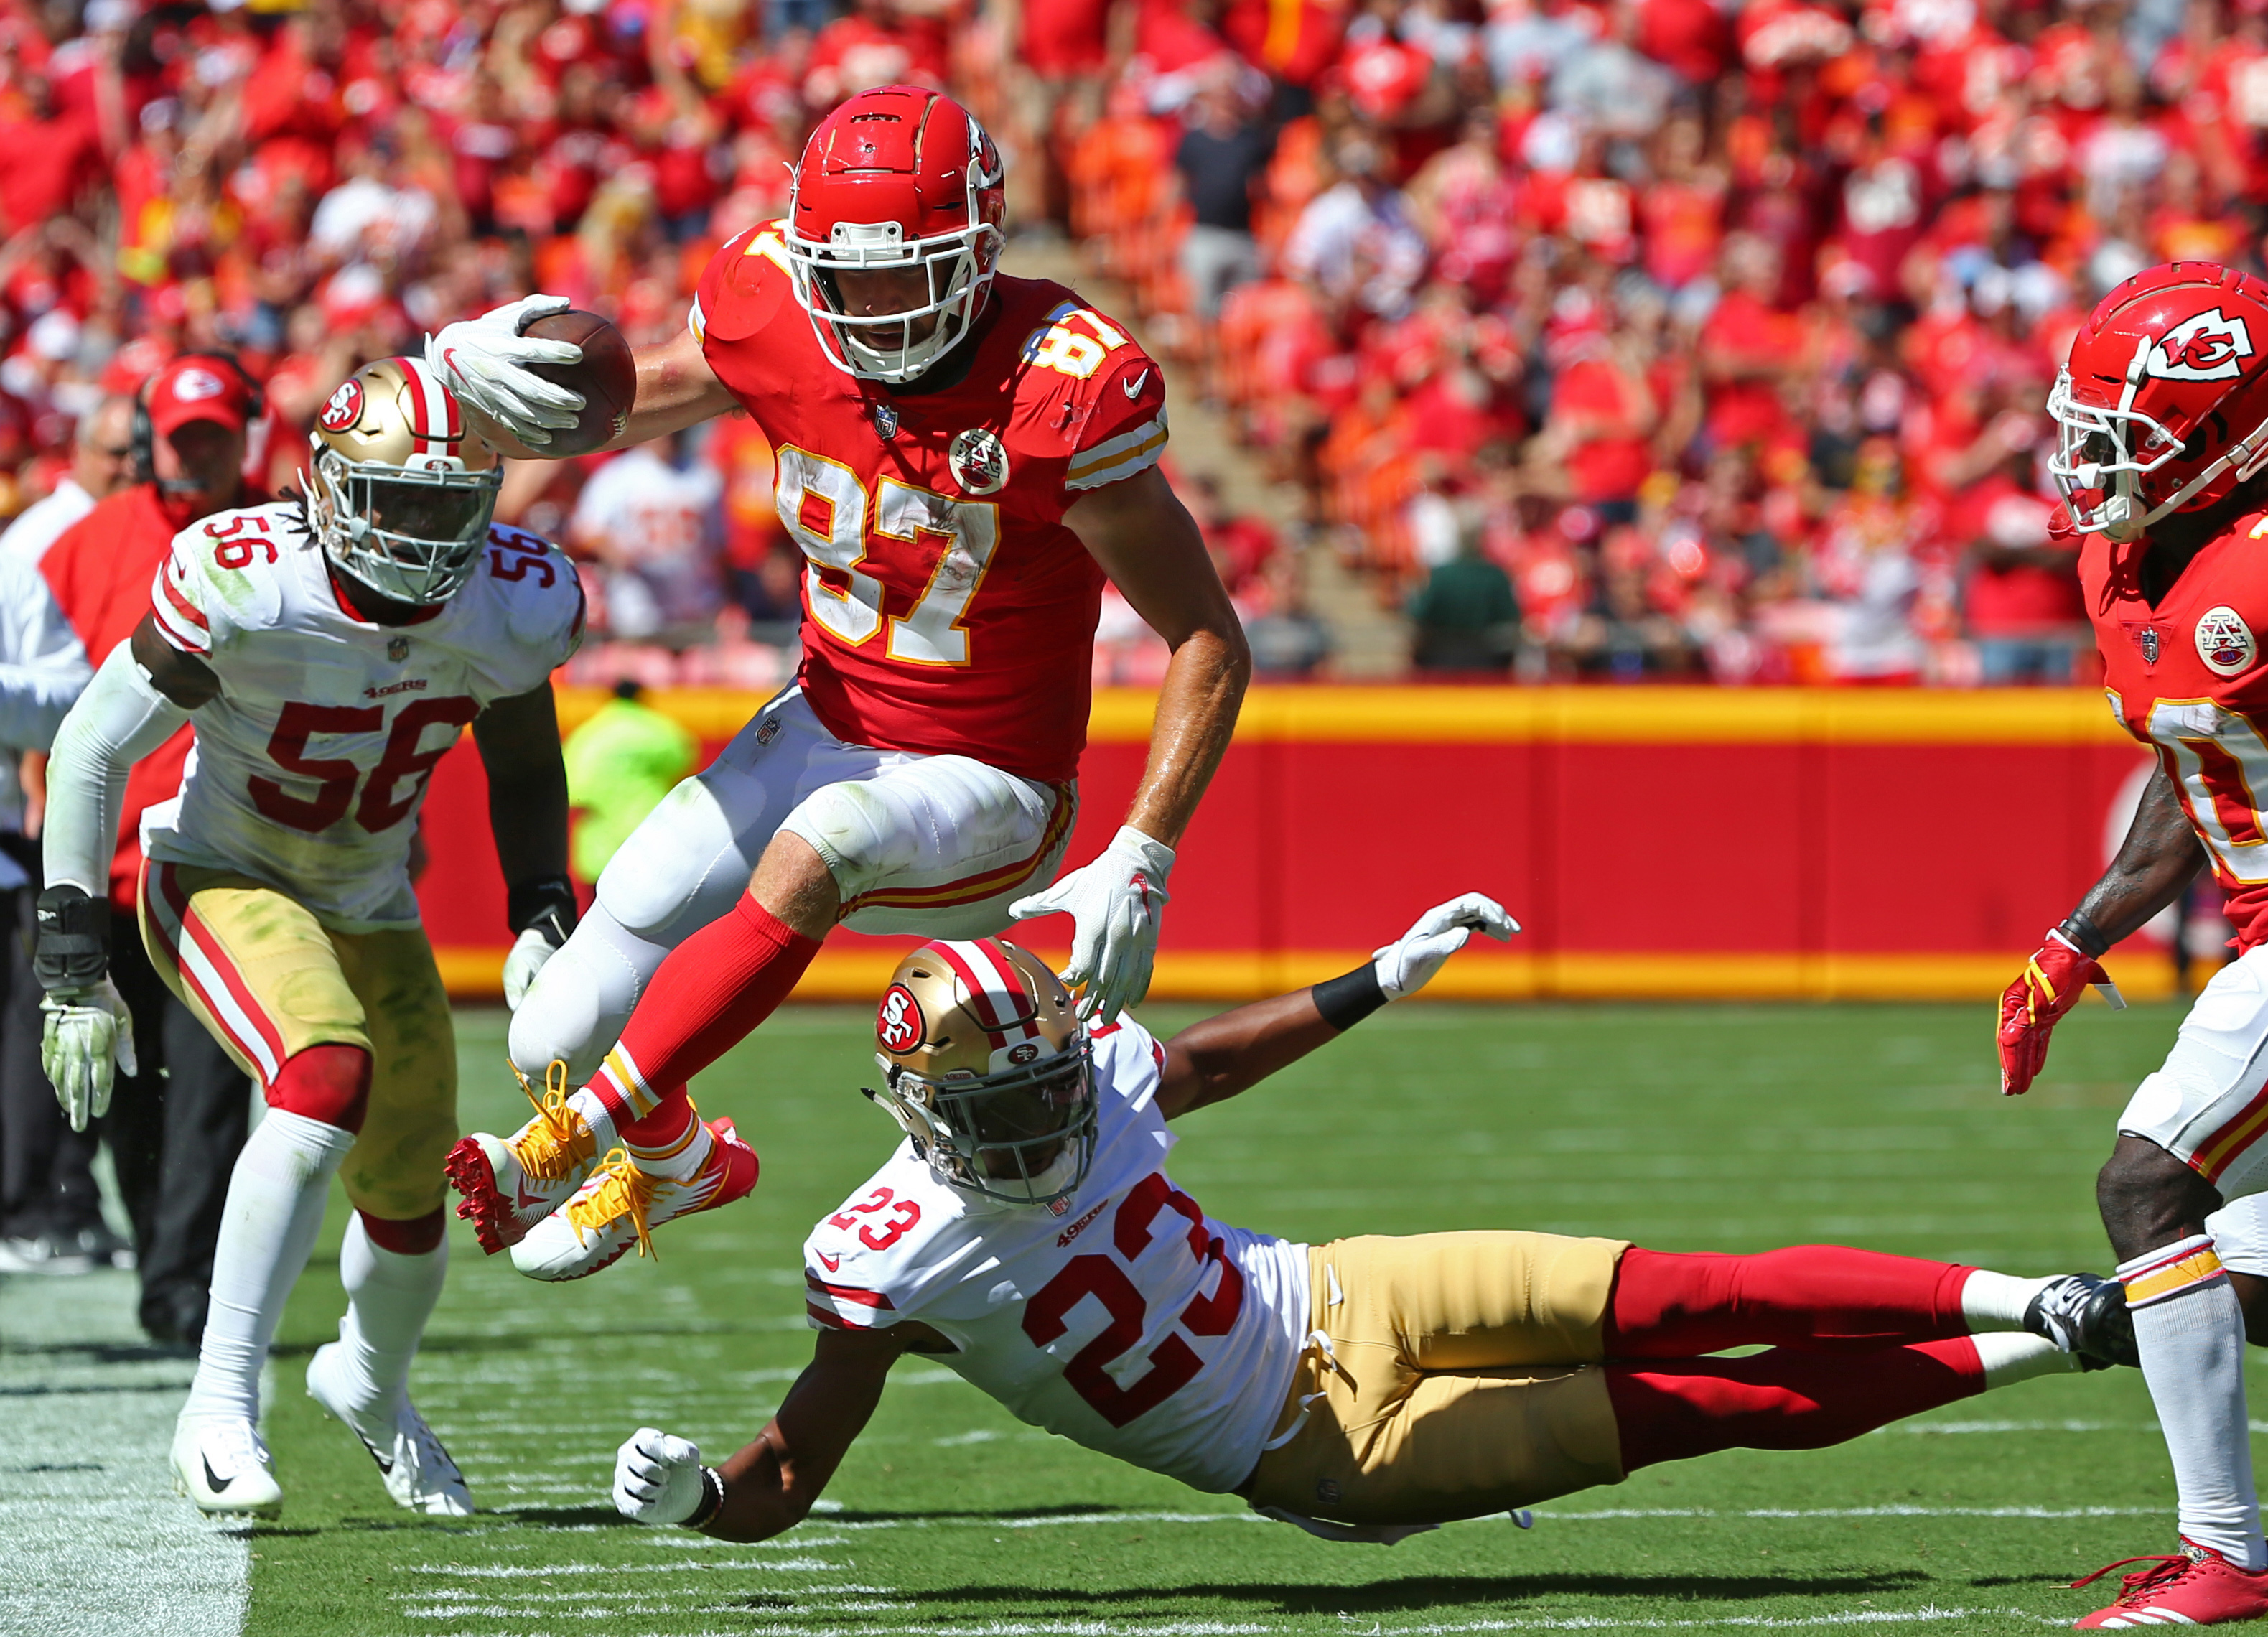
[508,687,1075,1081]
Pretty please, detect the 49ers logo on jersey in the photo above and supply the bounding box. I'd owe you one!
[878,984,924,1052]
[948,428,1010,495]
[2198,606,2259,676]
[318,377,365,433]
[2150,309,2257,382]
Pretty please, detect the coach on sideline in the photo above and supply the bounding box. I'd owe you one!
[0,554,89,1269]
[36,355,261,1345]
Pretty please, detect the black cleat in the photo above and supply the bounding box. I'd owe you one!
[2025,1272,2138,1370]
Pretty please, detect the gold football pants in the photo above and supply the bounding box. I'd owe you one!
[1241,1231,1631,1525]
[139,862,457,1219]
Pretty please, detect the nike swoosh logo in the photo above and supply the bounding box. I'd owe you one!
[202,1455,233,1493]
[1124,369,1149,400]
[818,1251,841,1272]
[442,347,461,378]
[515,1183,549,1212]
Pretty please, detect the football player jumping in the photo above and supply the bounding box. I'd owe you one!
[605,896,2129,1544]
[1999,261,2268,1627]
[37,359,586,1516]
[427,85,1249,1281]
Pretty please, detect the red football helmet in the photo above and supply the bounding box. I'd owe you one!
[784,85,1007,384]
[2050,262,2268,541]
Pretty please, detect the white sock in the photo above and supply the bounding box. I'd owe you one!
[565,1087,620,1155]
[1960,1269,2056,1332]
[332,1213,447,1412]
[182,1110,356,1427]
[2122,1235,2267,1570]
[1971,1332,2083,1388]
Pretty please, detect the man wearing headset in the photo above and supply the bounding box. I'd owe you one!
[35,354,263,1346]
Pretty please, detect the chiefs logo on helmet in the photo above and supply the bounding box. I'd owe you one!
[2150,309,2257,382]
[318,377,365,433]
[878,984,924,1053]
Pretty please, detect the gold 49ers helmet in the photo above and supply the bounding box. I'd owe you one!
[306,356,503,605]
[867,938,1096,1208]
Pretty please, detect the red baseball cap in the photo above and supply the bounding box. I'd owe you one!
[146,356,252,440]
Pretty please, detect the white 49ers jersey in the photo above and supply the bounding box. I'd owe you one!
[803,1019,1310,1493]
[145,502,584,929]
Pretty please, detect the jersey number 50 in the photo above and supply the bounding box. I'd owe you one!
[775,447,999,667]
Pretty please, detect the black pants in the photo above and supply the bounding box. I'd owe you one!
[0,884,106,1239]
[105,926,253,1339]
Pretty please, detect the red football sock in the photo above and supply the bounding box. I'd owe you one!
[603,894,823,1121]
[1603,1245,1974,1356]
[267,1043,372,1133]
[1609,1337,1984,1470]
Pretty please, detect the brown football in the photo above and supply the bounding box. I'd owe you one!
[519,309,636,457]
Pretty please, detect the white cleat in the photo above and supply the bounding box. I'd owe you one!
[444,1061,598,1254]
[306,1340,473,1516]
[510,1119,759,1283]
[171,1415,283,1518]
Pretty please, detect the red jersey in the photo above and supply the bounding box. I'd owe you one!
[2086,517,2268,951]
[690,223,1169,784]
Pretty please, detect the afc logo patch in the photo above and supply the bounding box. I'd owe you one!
[878,984,924,1053]
[948,427,1010,495]
[2198,605,2258,676]
[2150,309,2257,382]
[319,376,365,433]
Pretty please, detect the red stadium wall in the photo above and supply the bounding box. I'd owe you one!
[417,687,2169,1002]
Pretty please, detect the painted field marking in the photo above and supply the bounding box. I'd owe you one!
[0,1267,250,1637]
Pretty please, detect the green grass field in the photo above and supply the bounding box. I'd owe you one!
[242,997,2221,1636]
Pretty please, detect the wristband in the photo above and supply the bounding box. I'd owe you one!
[507,873,579,946]
[1312,963,1388,1032]
[2056,913,2110,960]
[32,885,109,992]
[686,1465,726,1530]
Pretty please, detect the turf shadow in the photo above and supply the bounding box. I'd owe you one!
[495,1504,640,1527]
[821,1503,1205,1524]
[890,1570,1935,1615]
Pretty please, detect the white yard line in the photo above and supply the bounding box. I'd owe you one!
[0,1267,250,1637]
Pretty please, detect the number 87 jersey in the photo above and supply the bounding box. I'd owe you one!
[144,503,585,929]
[2087,514,2268,950]
[690,223,1170,786]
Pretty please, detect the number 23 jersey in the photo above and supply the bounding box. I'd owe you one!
[2086,516,2268,951]
[691,223,1169,785]
[803,1018,1310,1493]
[144,503,585,929]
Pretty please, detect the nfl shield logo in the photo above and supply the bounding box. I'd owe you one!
[2142,628,2160,664]
[948,428,1010,495]
[756,715,783,746]
[873,402,899,442]
[387,636,411,663]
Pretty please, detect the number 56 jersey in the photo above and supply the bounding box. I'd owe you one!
[691,225,1170,785]
[144,503,585,930]
[2086,516,2268,951]
[803,1019,1311,1493]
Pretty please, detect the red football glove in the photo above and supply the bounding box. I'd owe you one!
[1997,929,2125,1096]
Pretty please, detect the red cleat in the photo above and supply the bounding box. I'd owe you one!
[2073,1539,2268,1628]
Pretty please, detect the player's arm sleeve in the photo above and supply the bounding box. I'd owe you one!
[1063,353,1170,494]
[148,537,218,659]
[42,643,191,895]
[0,555,90,751]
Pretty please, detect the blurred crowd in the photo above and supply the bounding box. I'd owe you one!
[0,0,2234,681]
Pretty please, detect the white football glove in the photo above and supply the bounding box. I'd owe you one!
[425,294,586,447]
[1373,893,1520,1000]
[41,979,138,1132]
[501,925,561,1011]
[613,1427,707,1524]
[1009,825,1174,1025]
